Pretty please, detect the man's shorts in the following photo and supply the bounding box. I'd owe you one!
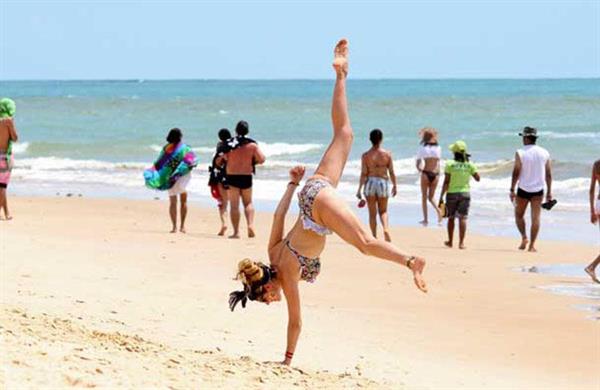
[446,192,471,219]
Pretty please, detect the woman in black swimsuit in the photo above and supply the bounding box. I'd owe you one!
[228,39,428,366]
[415,127,443,225]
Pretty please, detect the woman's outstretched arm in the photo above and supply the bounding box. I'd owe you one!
[268,166,305,252]
[281,273,301,365]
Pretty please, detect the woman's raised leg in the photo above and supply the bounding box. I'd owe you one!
[314,39,353,187]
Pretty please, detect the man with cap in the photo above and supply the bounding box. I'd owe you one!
[0,97,19,220]
[510,126,552,252]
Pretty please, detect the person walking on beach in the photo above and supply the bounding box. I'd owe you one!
[415,127,442,225]
[356,129,397,242]
[585,159,600,283]
[0,98,19,220]
[221,120,266,239]
[144,128,198,233]
[439,141,480,249]
[228,39,427,366]
[509,126,552,252]
[209,128,232,236]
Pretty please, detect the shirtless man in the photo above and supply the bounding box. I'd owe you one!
[223,121,266,238]
[585,159,600,283]
[0,98,19,220]
[356,129,397,242]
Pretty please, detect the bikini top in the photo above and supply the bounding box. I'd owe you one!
[416,144,441,160]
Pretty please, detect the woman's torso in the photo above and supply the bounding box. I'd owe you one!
[363,147,390,179]
[417,144,441,172]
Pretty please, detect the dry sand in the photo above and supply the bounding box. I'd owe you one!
[1,196,598,389]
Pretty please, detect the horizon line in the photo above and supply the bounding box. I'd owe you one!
[1,76,599,82]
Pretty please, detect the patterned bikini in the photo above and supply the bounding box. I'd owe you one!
[285,178,332,283]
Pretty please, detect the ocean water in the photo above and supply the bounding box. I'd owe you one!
[1,79,599,243]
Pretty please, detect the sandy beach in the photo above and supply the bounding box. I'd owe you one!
[1,195,598,389]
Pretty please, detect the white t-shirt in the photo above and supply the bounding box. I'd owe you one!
[517,144,550,192]
[416,144,441,160]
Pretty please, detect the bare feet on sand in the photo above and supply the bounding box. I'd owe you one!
[459,243,466,250]
[518,237,529,250]
[409,257,428,293]
[383,231,391,242]
[170,227,177,233]
[0,215,12,221]
[527,245,537,253]
[444,241,452,248]
[419,220,428,226]
[218,226,227,236]
[228,233,240,239]
[332,39,348,78]
[248,227,256,238]
[584,266,600,284]
[179,227,186,234]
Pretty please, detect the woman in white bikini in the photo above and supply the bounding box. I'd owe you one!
[415,127,442,225]
[228,39,428,366]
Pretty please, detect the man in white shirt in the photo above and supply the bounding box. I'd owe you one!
[509,127,553,252]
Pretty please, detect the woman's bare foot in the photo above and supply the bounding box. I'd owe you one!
[332,39,349,78]
[444,241,452,248]
[0,215,12,221]
[459,243,466,250]
[584,266,600,284]
[419,220,428,226]
[218,226,227,236]
[248,227,256,238]
[180,227,186,234]
[527,246,537,253]
[518,237,529,250]
[228,233,240,239]
[170,227,177,233]
[383,231,391,242]
[409,257,428,293]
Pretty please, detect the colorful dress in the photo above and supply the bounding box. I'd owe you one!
[143,143,197,191]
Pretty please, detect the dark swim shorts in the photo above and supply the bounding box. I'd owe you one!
[446,192,471,219]
[517,188,544,200]
[226,174,253,190]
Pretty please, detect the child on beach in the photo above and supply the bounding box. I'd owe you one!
[585,159,600,283]
[208,128,232,236]
[415,127,442,225]
[228,39,427,366]
[439,141,480,249]
[144,128,198,233]
[0,98,19,220]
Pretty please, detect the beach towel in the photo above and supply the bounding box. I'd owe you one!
[144,143,198,191]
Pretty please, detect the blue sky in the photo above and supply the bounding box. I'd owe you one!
[1,1,598,79]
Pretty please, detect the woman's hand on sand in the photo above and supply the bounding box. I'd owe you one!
[410,257,428,293]
[282,358,292,366]
[289,165,305,184]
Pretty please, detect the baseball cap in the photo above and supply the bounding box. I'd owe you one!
[449,140,468,154]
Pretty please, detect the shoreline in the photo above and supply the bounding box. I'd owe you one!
[1,195,599,388]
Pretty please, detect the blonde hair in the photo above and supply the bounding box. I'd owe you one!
[419,127,438,145]
[237,258,265,285]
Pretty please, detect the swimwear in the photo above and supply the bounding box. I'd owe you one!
[285,239,321,283]
[364,176,389,198]
[0,151,13,189]
[298,178,332,236]
[445,192,471,219]
[517,188,543,200]
[422,170,439,183]
[227,174,253,190]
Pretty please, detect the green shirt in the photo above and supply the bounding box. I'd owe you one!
[445,160,478,193]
